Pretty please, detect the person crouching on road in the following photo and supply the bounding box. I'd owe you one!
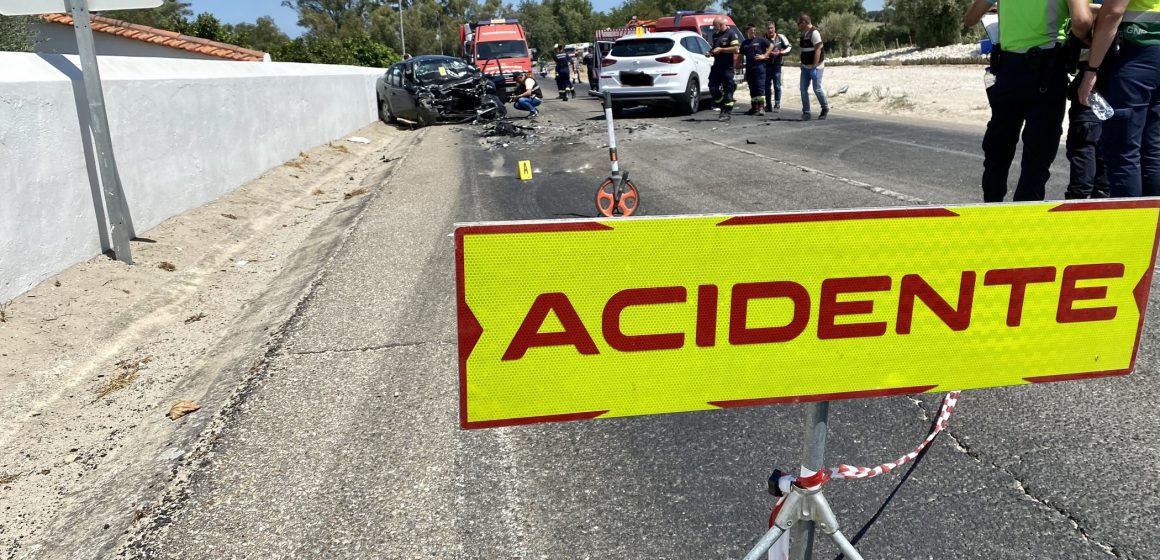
[765,22,792,113]
[706,16,742,121]
[797,14,829,121]
[554,44,574,101]
[511,72,542,118]
[741,24,772,115]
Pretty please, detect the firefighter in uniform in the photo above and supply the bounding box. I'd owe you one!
[706,17,741,120]
[741,24,772,115]
[967,0,1091,202]
[554,44,574,101]
[1078,0,1160,197]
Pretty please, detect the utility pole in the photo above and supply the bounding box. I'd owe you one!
[397,1,406,56]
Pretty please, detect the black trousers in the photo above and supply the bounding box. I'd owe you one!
[981,53,1068,202]
[1065,80,1109,199]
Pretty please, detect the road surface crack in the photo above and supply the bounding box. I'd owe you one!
[906,396,1126,559]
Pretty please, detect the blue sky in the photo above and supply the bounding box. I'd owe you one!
[186,0,884,38]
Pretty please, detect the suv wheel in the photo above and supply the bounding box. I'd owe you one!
[678,77,700,115]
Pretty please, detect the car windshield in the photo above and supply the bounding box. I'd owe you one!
[476,41,529,59]
[413,59,475,84]
[610,38,675,57]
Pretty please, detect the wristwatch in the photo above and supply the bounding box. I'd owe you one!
[1079,62,1100,73]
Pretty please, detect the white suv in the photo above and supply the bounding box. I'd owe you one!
[598,31,714,117]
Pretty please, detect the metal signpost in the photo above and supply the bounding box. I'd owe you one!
[455,200,1160,556]
[0,0,161,264]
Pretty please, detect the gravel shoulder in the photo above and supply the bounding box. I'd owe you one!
[0,122,411,560]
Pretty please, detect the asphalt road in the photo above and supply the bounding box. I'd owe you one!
[131,81,1158,559]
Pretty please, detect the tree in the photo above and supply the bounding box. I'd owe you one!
[0,15,36,52]
[887,0,969,47]
[282,0,375,39]
[820,11,869,57]
[228,16,291,52]
[102,0,192,30]
[189,12,234,43]
[270,33,399,66]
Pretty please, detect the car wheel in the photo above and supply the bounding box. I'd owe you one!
[611,103,625,119]
[378,97,396,124]
[678,77,699,115]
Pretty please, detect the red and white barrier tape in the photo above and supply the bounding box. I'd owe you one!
[830,391,960,480]
[766,391,962,538]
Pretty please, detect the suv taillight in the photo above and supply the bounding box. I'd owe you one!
[602,58,617,67]
[656,55,685,64]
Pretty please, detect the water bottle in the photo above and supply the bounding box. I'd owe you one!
[983,67,997,89]
[1088,91,1114,121]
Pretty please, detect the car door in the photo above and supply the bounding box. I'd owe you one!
[693,36,713,93]
[388,64,417,120]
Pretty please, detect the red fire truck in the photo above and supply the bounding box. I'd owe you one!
[460,19,533,98]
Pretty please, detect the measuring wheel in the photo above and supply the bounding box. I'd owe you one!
[596,176,639,217]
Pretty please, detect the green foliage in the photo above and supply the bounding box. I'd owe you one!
[281,0,377,38]
[0,15,36,52]
[887,0,970,47]
[228,16,292,52]
[820,12,870,57]
[270,33,400,66]
[102,0,192,30]
[723,0,853,29]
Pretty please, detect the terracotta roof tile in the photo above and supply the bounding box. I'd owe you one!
[40,13,267,62]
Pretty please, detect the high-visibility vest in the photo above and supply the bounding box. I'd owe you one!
[998,0,1070,52]
[1122,0,1160,46]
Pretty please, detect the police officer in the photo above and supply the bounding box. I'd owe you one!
[741,24,772,115]
[705,17,741,121]
[965,0,1092,202]
[554,44,574,101]
[1078,0,1160,197]
[798,14,829,121]
[764,22,792,113]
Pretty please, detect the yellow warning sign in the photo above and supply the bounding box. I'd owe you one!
[518,160,533,181]
[455,201,1160,429]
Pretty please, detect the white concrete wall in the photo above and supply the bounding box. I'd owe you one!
[0,52,384,303]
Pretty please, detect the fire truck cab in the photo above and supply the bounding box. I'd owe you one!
[460,19,532,97]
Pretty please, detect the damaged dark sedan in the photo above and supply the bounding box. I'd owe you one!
[376,55,506,127]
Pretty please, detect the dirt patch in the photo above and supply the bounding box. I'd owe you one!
[0,122,409,559]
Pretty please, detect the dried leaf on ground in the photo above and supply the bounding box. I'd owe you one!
[0,473,19,484]
[158,262,176,272]
[344,188,368,200]
[167,400,201,420]
[221,213,238,220]
[183,313,207,324]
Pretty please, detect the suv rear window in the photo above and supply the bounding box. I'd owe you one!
[610,39,675,57]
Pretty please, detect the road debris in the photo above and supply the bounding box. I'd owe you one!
[167,400,201,421]
[158,262,176,272]
[346,136,372,144]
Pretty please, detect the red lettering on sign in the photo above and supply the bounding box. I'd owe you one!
[818,276,892,339]
[1057,263,1124,323]
[602,287,687,352]
[896,272,976,334]
[984,267,1057,327]
[729,282,810,345]
[502,293,599,360]
[696,285,718,347]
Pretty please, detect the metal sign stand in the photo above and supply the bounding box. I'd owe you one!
[67,0,135,263]
[742,401,865,560]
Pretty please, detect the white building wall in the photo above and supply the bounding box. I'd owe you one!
[0,52,384,303]
[32,22,227,60]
